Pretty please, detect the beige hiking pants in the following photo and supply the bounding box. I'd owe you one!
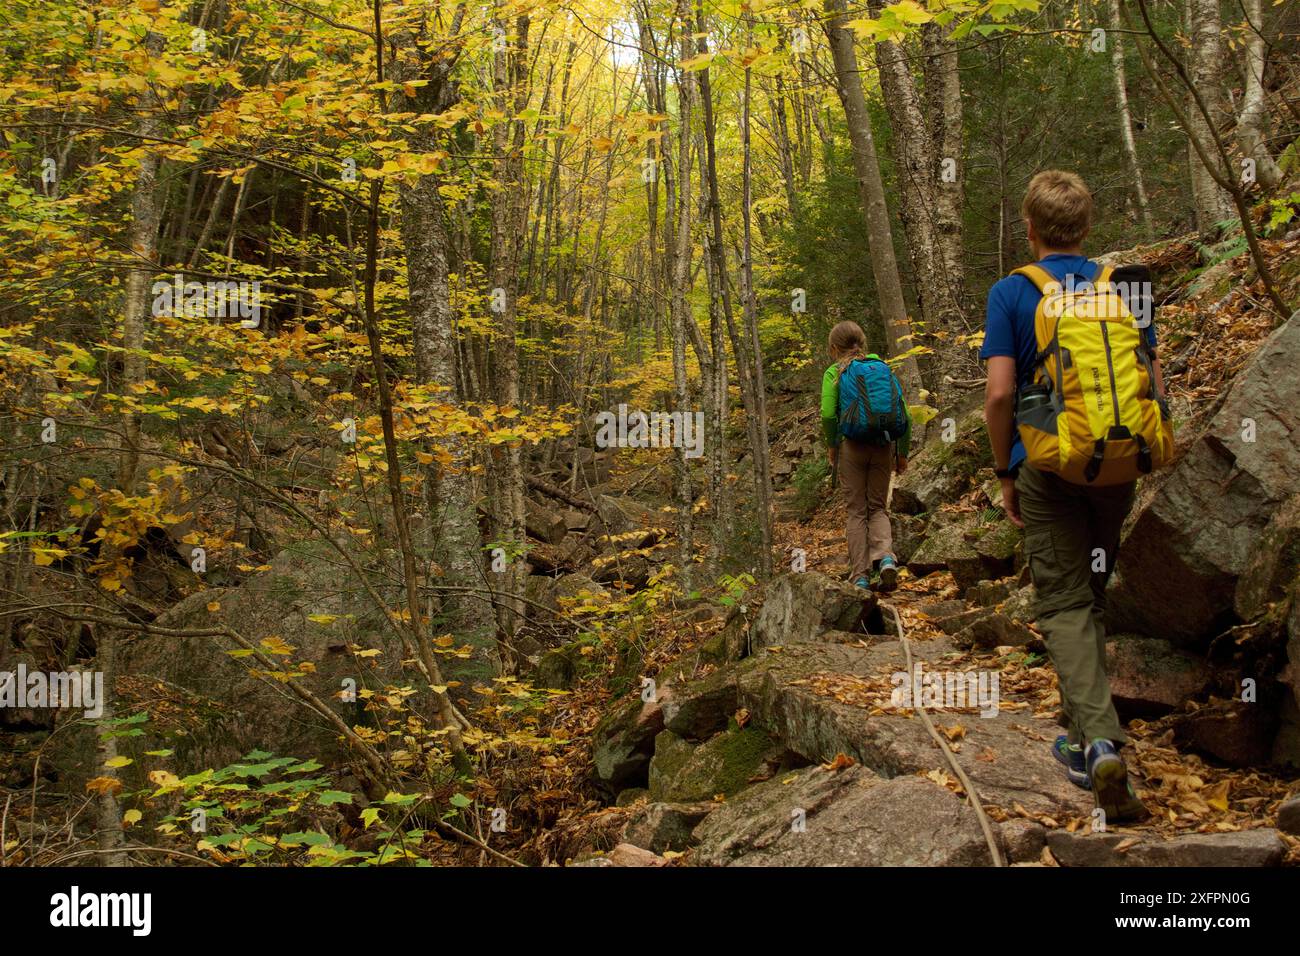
[839,439,895,581]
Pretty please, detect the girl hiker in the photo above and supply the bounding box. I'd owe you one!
[820,321,912,591]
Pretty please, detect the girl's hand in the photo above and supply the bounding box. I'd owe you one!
[828,445,839,468]
[894,455,908,475]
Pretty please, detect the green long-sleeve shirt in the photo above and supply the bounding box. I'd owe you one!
[820,356,911,457]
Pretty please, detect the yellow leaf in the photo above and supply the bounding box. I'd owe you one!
[1204,779,1231,812]
[105,755,133,768]
[123,809,143,827]
[677,52,715,71]
[148,770,181,791]
[260,636,295,655]
[86,776,124,796]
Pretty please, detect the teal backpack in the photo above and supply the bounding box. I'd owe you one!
[838,358,906,445]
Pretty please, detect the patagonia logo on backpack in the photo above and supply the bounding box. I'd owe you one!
[838,358,907,445]
[1012,263,1174,486]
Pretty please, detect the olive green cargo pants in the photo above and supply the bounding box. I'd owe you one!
[1015,464,1135,746]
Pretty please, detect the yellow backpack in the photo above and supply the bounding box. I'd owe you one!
[1012,263,1173,486]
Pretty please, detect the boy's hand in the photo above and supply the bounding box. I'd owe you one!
[1000,477,1023,528]
[894,455,908,475]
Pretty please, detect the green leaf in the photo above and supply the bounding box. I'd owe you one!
[317,790,355,805]
[382,791,421,805]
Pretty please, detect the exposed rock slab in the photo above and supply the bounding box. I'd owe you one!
[692,765,995,866]
[1046,828,1284,867]
[734,643,1094,818]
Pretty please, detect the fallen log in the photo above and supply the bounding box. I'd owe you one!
[525,474,598,513]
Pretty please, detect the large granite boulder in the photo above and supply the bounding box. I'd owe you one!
[1107,312,1300,647]
[591,692,666,793]
[749,572,882,649]
[1105,635,1213,718]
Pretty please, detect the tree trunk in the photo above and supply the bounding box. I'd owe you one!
[102,17,168,870]
[394,11,487,641]
[770,67,801,217]
[694,2,733,571]
[487,11,531,674]
[741,17,774,578]
[866,1,965,398]
[1237,0,1282,190]
[821,0,922,401]
[670,1,696,588]
[1185,0,1236,232]
[1106,0,1155,238]
[922,20,967,324]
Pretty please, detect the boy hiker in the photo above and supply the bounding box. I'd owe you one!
[821,320,912,592]
[981,170,1173,822]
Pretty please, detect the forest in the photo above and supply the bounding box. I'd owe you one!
[2,0,1300,891]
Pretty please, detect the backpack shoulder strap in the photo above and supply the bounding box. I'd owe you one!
[1093,263,1114,290]
[1011,264,1058,295]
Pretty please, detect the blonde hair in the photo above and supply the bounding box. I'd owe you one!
[828,320,868,370]
[1022,170,1092,249]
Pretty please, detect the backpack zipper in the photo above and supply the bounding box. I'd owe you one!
[1099,320,1121,427]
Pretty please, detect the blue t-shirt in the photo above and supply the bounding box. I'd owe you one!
[980,254,1158,469]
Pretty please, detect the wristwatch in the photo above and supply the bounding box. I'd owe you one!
[994,465,1018,479]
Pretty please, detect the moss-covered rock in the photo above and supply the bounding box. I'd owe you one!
[909,516,1021,591]
[907,520,978,584]
[648,726,779,802]
[892,409,993,515]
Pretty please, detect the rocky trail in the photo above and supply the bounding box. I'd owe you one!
[564,283,1300,868]
[6,241,1300,869]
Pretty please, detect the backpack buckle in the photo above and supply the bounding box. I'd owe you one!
[1084,438,1106,483]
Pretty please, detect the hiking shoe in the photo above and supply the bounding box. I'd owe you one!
[877,556,899,592]
[854,577,871,590]
[1086,740,1149,823]
[1051,735,1091,790]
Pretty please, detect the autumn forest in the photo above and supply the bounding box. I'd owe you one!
[2,0,1300,902]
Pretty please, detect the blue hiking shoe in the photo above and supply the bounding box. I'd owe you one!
[877,556,899,592]
[1051,735,1091,790]
[1086,739,1149,823]
[854,577,871,590]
